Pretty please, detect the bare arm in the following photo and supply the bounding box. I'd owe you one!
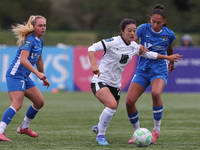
[157,53,182,62]
[88,51,101,77]
[36,54,44,73]
[167,44,174,56]
[167,44,175,73]
[20,50,50,88]
[36,54,50,88]
[20,50,45,80]
[135,35,181,70]
[142,50,182,62]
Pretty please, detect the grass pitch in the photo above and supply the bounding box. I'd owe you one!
[0,92,200,150]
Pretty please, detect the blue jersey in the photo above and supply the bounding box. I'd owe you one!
[136,23,176,73]
[7,34,43,78]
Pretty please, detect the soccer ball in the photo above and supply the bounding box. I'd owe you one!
[132,128,152,147]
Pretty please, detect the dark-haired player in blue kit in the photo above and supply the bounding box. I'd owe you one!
[0,15,50,141]
[89,18,181,146]
[126,4,177,144]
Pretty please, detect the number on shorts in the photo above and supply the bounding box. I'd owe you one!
[20,80,25,89]
[117,88,121,96]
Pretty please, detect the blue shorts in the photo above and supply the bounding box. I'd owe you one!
[6,74,36,92]
[131,69,168,89]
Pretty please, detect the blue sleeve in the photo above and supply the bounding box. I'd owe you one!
[136,24,146,38]
[20,37,34,52]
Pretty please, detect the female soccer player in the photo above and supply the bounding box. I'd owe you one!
[126,4,177,144]
[0,15,50,141]
[89,18,181,146]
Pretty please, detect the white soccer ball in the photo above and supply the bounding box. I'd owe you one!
[132,128,152,147]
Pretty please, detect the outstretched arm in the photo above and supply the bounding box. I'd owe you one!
[157,53,182,62]
[142,48,182,62]
[167,44,175,73]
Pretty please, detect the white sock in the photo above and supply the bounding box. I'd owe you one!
[21,116,33,129]
[0,121,7,134]
[154,120,161,133]
[97,107,116,136]
[133,121,140,131]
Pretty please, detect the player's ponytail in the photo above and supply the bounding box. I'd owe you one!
[153,4,164,11]
[151,4,167,26]
[11,15,46,47]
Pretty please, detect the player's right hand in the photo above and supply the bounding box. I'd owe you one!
[139,44,149,55]
[91,65,101,77]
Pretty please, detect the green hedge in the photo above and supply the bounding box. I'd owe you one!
[0,30,199,46]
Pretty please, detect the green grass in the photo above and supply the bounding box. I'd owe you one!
[0,92,200,150]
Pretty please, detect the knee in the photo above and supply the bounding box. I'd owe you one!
[39,100,44,109]
[109,103,118,110]
[106,101,118,110]
[15,105,22,112]
[11,102,23,112]
[34,99,44,109]
[151,92,161,102]
[39,100,44,108]
[126,97,136,107]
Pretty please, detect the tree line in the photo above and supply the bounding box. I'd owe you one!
[0,0,199,39]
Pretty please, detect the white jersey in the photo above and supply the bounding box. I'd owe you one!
[91,35,140,88]
[89,35,158,88]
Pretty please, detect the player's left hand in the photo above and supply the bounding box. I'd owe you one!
[167,54,183,62]
[43,79,51,89]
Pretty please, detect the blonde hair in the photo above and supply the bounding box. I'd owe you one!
[11,15,46,47]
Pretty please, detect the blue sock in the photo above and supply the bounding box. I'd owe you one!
[26,105,39,119]
[1,106,16,125]
[128,110,140,130]
[128,110,139,124]
[153,105,163,121]
[153,105,163,133]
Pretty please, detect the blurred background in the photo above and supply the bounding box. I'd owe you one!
[0,0,200,92]
[0,2,199,148]
[0,0,200,46]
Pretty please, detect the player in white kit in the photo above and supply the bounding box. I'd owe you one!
[88,18,182,146]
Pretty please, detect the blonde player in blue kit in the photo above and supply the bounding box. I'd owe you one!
[0,15,50,141]
[89,18,182,146]
[126,4,177,144]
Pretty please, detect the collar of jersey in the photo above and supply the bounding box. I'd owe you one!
[31,33,41,41]
[120,36,130,46]
[151,27,162,34]
[35,36,41,41]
